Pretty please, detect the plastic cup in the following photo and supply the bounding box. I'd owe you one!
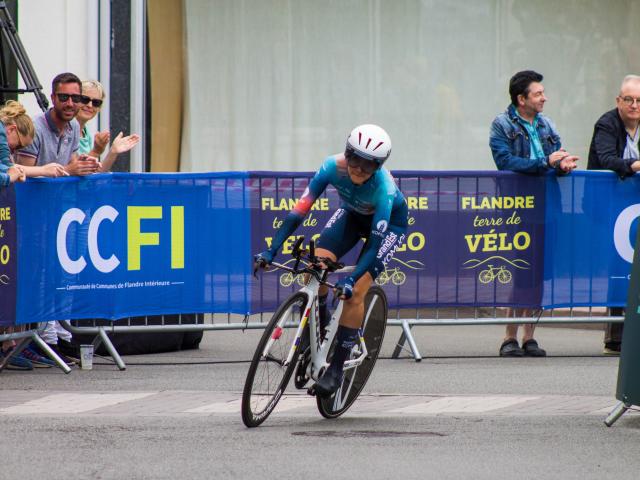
[80,344,94,370]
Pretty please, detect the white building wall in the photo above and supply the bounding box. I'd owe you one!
[17,0,104,130]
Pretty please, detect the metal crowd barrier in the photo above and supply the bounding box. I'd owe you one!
[0,326,71,374]
[60,307,623,368]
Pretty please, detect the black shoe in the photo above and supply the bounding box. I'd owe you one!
[522,339,546,357]
[499,339,524,357]
[314,367,343,398]
[57,339,80,361]
[603,342,621,356]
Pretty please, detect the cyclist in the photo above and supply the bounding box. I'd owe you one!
[255,124,408,397]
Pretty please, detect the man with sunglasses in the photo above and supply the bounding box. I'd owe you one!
[16,72,100,177]
[254,124,408,397]
[587,74,640,356]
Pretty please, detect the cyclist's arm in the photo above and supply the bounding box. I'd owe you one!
[350,190,395,282]
[266,158,333,256]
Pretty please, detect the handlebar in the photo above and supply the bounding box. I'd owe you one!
[255,238,351,289]
[268,256,345,289]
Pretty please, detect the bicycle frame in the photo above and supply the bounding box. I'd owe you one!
[263,262,368,383]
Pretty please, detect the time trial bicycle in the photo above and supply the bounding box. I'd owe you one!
[241,237,388,428]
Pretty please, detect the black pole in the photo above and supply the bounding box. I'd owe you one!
[0,0,47,111]
[109,0,132,172]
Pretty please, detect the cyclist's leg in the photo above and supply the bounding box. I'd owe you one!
[314,247,337,332]
[315,208,363,331]
[338,273,373,328]
[315,274,373,397]
[316,224,405,397]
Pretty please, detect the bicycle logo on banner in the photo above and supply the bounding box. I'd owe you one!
[375,258,425,287]
[462,256,530,285]
[270,258,425,288]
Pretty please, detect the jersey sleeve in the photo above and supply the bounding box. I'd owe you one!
[267,157,335,255]
[291,156,334,216]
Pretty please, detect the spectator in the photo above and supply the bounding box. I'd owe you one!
[77,79,140,171]
[16,72,100,365]
[0,100,56,369]
[0,102,26,186]
[489,70,579,357]
[587,74,640,355]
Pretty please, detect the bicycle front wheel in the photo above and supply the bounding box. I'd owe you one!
[241,291,309,427]
[316,286,388,419]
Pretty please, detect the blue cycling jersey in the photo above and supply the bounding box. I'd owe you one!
[297,155,406,225]
[267,154,407,282]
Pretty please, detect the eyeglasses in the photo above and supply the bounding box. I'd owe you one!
[80,95,103,108]
[345,152,379,174]
[55,93,85,104]
[620,96,640,106]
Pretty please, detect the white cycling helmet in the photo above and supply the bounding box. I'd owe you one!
[345,124,392,167]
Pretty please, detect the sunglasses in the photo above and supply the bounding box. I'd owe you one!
[55,93,85,104]
[80,95,104,108]
[346,153,379,174]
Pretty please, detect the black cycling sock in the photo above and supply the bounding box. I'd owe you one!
[318,292,330,330]
[329,325,359,375]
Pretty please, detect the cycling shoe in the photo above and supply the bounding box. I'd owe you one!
[314,367,344,398]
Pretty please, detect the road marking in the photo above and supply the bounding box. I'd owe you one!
[0,393,155,415]
[391,396,540,414]
[185,399,241,413]
[0,391,636,418]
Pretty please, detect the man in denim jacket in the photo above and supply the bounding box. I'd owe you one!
[489,70,579,357]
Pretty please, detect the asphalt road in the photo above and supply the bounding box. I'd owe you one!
[1,325,638,480]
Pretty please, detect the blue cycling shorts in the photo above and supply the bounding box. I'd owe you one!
[315,207,407,279]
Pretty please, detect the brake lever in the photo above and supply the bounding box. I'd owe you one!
[291,237,304,258]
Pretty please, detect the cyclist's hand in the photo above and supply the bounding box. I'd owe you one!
[253,250,275,276]
[334,276,355,300]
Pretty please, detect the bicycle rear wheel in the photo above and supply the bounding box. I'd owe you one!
[241,291,309,427]
[316,286,388,419]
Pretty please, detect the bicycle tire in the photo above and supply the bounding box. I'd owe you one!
[316,286,388,419]
[241,291,309,427]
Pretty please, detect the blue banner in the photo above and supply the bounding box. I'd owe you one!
[249,172,547,311]
[0,185,17,326]
[543,171,637,308]
[4,170,640,325]
[14,173,252,324]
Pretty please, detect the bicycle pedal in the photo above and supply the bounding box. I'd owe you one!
[307,385,317,396]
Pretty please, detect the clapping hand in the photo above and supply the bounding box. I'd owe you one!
[65,154,101,176]
[93,130,111,155]
[110,132,141,155]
